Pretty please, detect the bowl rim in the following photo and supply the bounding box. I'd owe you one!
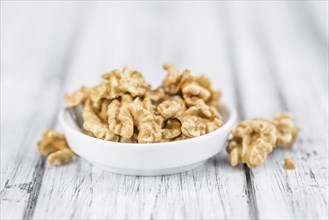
[59,103,237,148]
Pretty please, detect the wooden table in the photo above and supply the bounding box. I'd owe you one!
[1,1,328,219]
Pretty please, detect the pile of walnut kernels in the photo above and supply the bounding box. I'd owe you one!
[65,63,223,143]
[37,64,299,168]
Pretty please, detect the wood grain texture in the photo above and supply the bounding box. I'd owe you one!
[1,2,89,219]
[1,1,328,219]
[224,3,328,219]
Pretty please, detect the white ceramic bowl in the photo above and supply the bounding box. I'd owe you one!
[59,103,236,176]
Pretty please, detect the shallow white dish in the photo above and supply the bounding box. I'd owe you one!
[59,103,236,176]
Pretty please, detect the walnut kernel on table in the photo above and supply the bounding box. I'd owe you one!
[284,158,295,170]
[272,113,299,148]
[226,119,277,168]
[226,113,299,168]
[37,128,75,166]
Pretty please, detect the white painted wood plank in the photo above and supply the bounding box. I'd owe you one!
[308,1,329,43]
[32,2,251,219]
[287,1,328,93]
[0,2,88,219]
[224,2,328,219]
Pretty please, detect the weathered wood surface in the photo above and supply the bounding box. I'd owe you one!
[1,1,328,219]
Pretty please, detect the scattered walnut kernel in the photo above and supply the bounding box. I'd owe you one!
[272,113,299,148]
[226,114,299,168]
[37,128,75,166]
[37,128,67,156]
[284,158,295,170]
[226,119,277,168]
[48,148,75,166]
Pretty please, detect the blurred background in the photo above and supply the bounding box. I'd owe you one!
[2,1,327,103]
